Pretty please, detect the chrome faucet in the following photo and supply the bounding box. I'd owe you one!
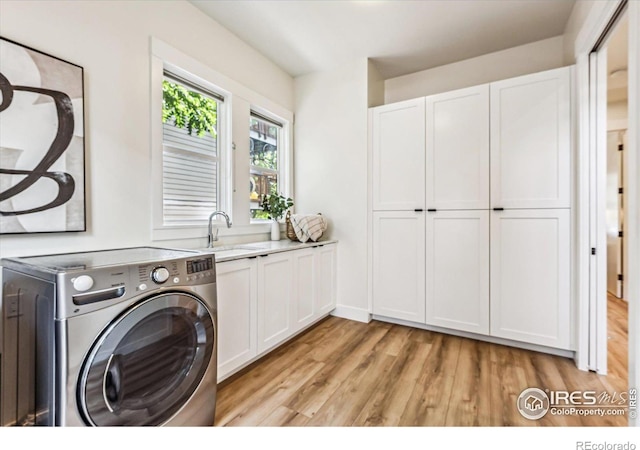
[208,211,232,247]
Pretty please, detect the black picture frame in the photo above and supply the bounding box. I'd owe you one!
[0,36,86,234]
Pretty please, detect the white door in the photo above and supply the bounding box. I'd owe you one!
[490,209,571,349]
[490,67,571,209]
[425,210,489,334]
[257,252,294,354]
[292,248,316,331]
[426,85,490,210]
[371,98,426,211]
[215,259,258,380]
[372,211,426,323]
[606,130,624,298]
[315,244,337,316]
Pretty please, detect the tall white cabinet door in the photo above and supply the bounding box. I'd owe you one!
[490,209,571,349]
[257,252,294,354]
[315,244,337,316]
[425,210,489,334]
[371,98,426,211]
[490,67,571,209]
[372,211,426,323]
[292,248,316,332]
[426,85,490,210]
[216,259,258,380]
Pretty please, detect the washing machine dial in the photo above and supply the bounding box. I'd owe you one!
[72,275,94,292]
[151,266,170,284]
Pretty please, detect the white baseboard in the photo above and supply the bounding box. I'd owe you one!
[372,315,576,359]
[331,305,372,323]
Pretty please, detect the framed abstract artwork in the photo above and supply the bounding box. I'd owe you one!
[0,37,86,234]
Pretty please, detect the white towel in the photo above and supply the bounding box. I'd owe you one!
[290,214,327,243]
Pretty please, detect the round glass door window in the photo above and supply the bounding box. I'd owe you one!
[78,292,215,426]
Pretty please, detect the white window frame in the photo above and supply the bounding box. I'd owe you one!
[249,106,292,223]
[150,38,293,242]
[161,72,225,228]
[151,50,231,241]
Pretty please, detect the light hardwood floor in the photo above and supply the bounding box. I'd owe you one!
[215,303,629,427]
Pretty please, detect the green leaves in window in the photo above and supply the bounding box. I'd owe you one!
[162,80,218,137]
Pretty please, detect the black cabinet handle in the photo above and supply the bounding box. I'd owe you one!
[493,207,504,211]
[414,208,423,212]
[427,209,437,212]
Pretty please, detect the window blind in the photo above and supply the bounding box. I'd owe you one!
[162,75,219,225]
[250,111,283,128]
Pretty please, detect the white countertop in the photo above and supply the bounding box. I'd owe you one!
[196,239,338,263]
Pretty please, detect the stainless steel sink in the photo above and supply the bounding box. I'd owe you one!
[197,245,264,260]
[207,245,263,252]
[196,242,278,260]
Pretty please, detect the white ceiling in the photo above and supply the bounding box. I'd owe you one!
[190,0,576,79]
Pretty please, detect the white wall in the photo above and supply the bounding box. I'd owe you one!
[608,100,629,130]
[384,36,565,103]
[294,59,370,321]
[0,0,293,258]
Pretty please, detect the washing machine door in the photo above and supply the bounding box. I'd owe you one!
[78,292,215,426]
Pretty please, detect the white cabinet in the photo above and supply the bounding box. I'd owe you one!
[315,244,337,316]
[425,210,489,334]
[216,258,257,380]
[370,98,426,323]
[372,211,425,323]
[490,67,571,209]
[216,244,337,381]
[369,66,573,353]
[291,244,337,333]
[490,209,571,349]
[426,85,490,210]
[257,252,294,354]
[292,248,316,331]
[371,98,426,211]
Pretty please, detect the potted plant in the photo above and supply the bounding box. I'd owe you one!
[260,194,294,240]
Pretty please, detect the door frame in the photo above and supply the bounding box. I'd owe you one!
[574,0,639,426]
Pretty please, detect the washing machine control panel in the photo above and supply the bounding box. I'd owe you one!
[136,256,216,288]
[184,256,215,283]
[56,254,216,319]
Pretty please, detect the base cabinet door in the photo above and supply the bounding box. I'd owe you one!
[315,244,337,316]
[372,211,426,323]
[425,210,489,334]
[257,252,294,354]
[216,259,258,380]
[490,209,571,349]
[292,248,316,332]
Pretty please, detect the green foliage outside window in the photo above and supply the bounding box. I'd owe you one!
[251,144,277,169]
[162,80,217,137]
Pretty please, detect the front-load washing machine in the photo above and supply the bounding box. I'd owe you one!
[1,247,217,426]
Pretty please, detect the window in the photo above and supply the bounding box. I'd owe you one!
[249,112,283,220]
[151,39,293,239]
[161,72,223,225]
